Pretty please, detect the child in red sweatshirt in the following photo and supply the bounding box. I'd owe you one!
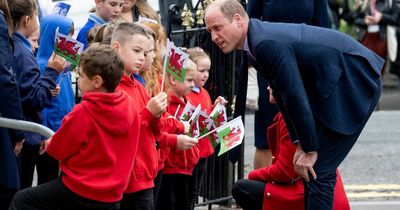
[185,47,228,209]
[156,59,200,210]
[111,22,167,210]
[9,45,140,210]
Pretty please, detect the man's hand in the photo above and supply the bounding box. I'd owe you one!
[147,92,167,118]
[293,144,318,182]
[176,135,198,150]
[14,139,24,156]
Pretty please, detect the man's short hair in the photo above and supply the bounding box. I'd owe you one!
[207,0,248,21]
[111,22,153,45]
[79,45,124,92]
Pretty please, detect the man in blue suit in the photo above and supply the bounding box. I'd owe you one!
[246,0,331,170]
[205,0,383,209]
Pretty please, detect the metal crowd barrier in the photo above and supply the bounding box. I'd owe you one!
[0,117,54,138]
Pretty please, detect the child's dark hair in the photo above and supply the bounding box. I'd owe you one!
[79,45,124,92]
[7,0,37,29]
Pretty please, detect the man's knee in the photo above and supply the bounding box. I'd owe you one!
[306,171,336,197]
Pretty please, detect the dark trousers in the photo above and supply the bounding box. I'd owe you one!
[9,178,119,210]
[305,80,381,210]
[153,170,163,206]
[156,174,190,210]
[188,158,206,210]
[0,184,17,210]
[121,188,154,210]
[231,179,264,210]
[254,74,279,149]
[20,144,40,189]
[36,152,59,185]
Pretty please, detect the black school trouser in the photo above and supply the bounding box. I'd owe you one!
[0,184,17,210]
[156,174,190,210]
[121,188,154,210]
[187,158,207,210]
[20,144,40,189]
[9,178,119,210]
[153,170,163,206]
[36,152,59,185]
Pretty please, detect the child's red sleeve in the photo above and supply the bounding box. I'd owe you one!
[160,112,185,134]
[158,132,177,149]
[47,106,88,161]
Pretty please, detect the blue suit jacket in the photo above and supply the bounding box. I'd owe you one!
[247,19,383,152]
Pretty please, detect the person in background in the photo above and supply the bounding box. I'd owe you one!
[77,0,124,49]
[0,0,25,208]
[205,0,382,209]
[352,0,388,75]
[27,28,39,54]
[119,0,159,22]
[8,0,66,191]
[361,0,400,78]
[9,44,140,210]
[35,13,76,186]
[246,0,331,170]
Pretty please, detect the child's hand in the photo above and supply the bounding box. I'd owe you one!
[47,53,66,73]
[51,85,61,97]
[14,139,24,156]
[181,121,190,134]
[147,92,167,118]
[176,134,198,150]
[39,137,52,155]
[214,96,228,106]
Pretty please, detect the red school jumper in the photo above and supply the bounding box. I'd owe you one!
[157,113,187,171]
[248,113,350,210]
[163,94,200,175]
[187,86,214,158]
[47,91,140,202]
[117,75,163,193]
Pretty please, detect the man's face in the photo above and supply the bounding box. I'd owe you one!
[205,7,243,53]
